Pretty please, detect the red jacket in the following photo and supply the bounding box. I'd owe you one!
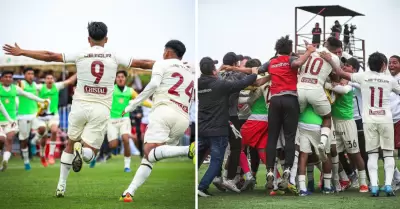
[268,55,298,95]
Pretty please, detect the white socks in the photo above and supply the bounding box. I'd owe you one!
[332,155,339,182]
[323,173,332,189]
[3,151,11,162]
[320,127,330,147]
[339,170,349,181]
[383,150,395,186]
[39,145,45,157]
[147,145,189,163]
[82,147,95,163]
[21,148,30,164]
[367,152,379,187]
[49,141,56,156]
[290,151,299,185]
[299,175,306,191]
[124,156,131,169]
[359,170,367,185]
[126,158,153,195]
[58,151,74,186]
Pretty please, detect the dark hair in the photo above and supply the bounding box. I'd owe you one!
[23,67,34,74]
[390,55,400,63]
[116,70,127,77]
[199,57,216,75]
[274,35,293,55]
[165,40,186,59]
[346,58,360,72]
[243,56,252,60]
[245,59,261,68]
[368,52,387,72]
[87,22,108,41]
[326,37,342,51]
[44,70,54,77]
[1,70,13,77]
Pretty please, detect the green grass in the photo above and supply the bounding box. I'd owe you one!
[199,162,400,209]
[0,155,195,209]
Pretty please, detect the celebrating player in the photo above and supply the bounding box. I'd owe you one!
[106,70,152,172]
[297,37,342,161]
[323,51,400,196]
[0,70,48,171]
[3,21,155,197]
[35,71,77,166]
[120,40,195,202]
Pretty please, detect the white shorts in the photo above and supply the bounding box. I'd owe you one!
[364,123,394,152]
[298,88,331,116]
[67,101,110,149]
[18,118,45,140]
[334,119,359,154]
[144,105,189,145]
[298,127,333,154]
[107,117,131,142]
[38,115,60,130]
[0,122,19,138]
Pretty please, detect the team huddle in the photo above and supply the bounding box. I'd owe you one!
[209,35,400,197]
[1,21,195,202]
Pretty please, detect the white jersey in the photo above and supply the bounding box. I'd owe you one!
[351,70,400,123]
[151,59,194,118]
[298,47,341,89]
[63,46,132,109]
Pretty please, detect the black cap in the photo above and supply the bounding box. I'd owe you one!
[346,57,360,71]
[200,57,218,75]
[223,52,242,66]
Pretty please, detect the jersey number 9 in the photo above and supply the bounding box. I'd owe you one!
[91,61,105,84]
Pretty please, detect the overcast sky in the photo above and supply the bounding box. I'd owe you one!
[198,0,399,67]
[0,0,195,62]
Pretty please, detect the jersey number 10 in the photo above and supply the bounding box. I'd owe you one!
[304,57,324,75]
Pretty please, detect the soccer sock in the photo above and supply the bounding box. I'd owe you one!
[257,151,266,165]
[367,152,379,187]
[323,173,332,189]
[126,158,153,195]
[49,141,56,156]
[58,151,74,186]
[394,167,400,181]
[307,164,314,182]
[21,148,30,164]
[320,127,330,147]
[3,151,11,162]
[82,147,95,163]
[147,145,189,162]
[289,150,299,185]
[39,145,45,157]
[124,156,131,169]
[383,150,395,186]
[339,170,349,181]
[332,155,339,181]
[299,175,306,191]
[359,170,367,185]
[239,151,251,173]
[279,159,285,172]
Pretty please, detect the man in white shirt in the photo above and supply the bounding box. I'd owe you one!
[3,21,155,197]
[121,40,195,202]
[321,51,400,197]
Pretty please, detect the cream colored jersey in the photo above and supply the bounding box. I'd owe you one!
[298,47,341,89]
[351,70,400,123]
[63,46,132,109]
[152,59,194,118]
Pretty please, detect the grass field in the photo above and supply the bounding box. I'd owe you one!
[198,163,400,209]
[0,155,195,209]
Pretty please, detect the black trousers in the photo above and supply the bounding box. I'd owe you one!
[266,95,299,170]
[190,122,195,144]
[222,116,245,179]
[356,119,369,181]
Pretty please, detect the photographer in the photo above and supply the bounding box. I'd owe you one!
[331,20,342,39]
[197,57,257,197]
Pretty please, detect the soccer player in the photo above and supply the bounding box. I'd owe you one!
[106,70,152,172]
[0,70,48,171]
[297,37,342,162]
[323,51,400,196]
[120,40,195,202]
[35,71,77,166]
[3,21,155,197]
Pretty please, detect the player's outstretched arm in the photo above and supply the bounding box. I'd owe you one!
[320,51,352,81]
[16,86,46,103]
[221,65,253,74]
[291,44,315,69]
[0,100,14,124]
[252,75,270,87]
[131,89,152,108]
[62,74,77,87]
[130,60,156,69]
[3,43,63,62]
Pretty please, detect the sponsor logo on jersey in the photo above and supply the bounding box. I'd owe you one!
[369,109,386,115]
[170,99,188,113]
[84,85,107,95]
[301,77,318,84]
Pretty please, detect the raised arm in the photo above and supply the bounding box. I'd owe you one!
[222,70,258,94]
[3,43,63,62]
[319,51,353,81]
[131,60,156,69]
[0,100,13,123]
[291,42,316,69]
